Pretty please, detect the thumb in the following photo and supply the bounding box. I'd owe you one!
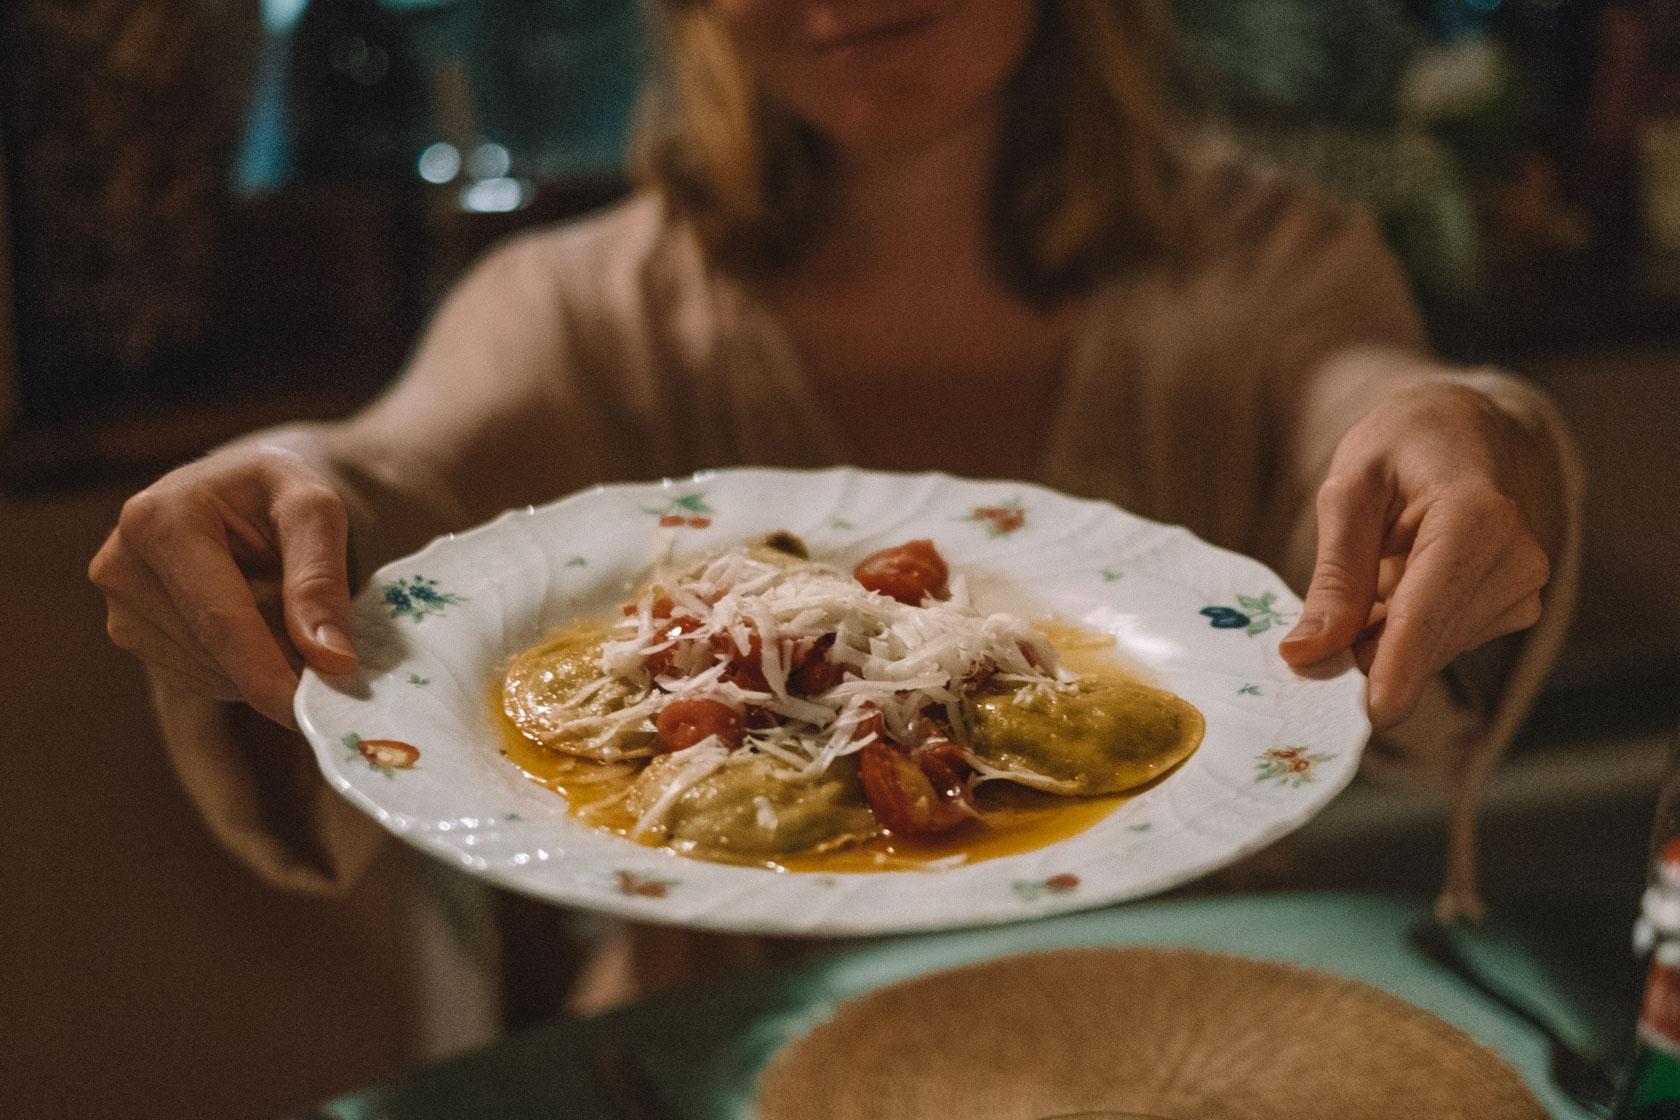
[1280,476,1386,668]
[275,487,358,675]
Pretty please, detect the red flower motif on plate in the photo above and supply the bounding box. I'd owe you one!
[358,738,420,769]
[645,493,714,529]
[1012,873,1081,902]
[1255,745,1334,787]
[615,870,677,898]
[967,501,1026,537]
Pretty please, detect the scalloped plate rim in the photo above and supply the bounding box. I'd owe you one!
[295,465,1370,936]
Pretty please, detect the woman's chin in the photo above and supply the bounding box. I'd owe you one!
[813,97,996,166]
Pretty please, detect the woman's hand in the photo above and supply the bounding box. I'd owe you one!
[1278,381,1552,730]
[89,445,358,729]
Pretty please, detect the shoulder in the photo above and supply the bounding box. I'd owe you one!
[466,192,708,310]
[1124,145,1428,354]
[395,195,682,389]
[1075,147,1429,404]
[445,191,723,369]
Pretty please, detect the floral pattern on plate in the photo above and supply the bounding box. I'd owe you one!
[962,498,1026,537]
[643,492,714,529]
[343,732,420,775]
[382,576,465,623]
[1255,746,1337,787]
[615,870,679,898]
[1200,591,1293,637]
[1012,874,1081,902]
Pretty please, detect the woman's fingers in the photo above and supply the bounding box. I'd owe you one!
[89,447,358,729]
[1288,381,1556,731]
[96,532,310,683]
[1363,489,1545,728]
[272,483,358,675]
[1276,465,1549,730]
[144,660,248,705]
[135,514,304,729]
[93,538,236,672]
[1462,592,1544,651]
[104,594,239,691]
[1279,470,1388,668]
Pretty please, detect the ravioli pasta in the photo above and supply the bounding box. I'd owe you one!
[501,533,1203,867]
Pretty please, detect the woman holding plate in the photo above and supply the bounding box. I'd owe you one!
[91,0,1579,1008]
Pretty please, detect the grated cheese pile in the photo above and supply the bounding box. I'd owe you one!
[544,546,1076,785]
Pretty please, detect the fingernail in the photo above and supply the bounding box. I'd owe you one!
[315,623,355,659]
[1285,612,1325,644]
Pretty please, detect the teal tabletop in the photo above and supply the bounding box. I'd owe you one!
[308,891,1630,1120]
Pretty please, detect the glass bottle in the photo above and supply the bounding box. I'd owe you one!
[1614,726,1680,1119]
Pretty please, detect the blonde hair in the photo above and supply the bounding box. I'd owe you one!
[635,0,1187,301]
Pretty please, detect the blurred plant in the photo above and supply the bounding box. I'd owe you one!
[1170,0,1593,343]
[1400,34,1591,265]
[1173,0,1480,307]
[1172,0,1423,129]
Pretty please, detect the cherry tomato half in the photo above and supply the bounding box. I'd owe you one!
[859,741,968,836]
[655,698,745,752]
[853,539,949,606]
[711,630,770,692]
[788,635,847,695]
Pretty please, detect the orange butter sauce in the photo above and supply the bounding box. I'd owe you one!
[493,619,1187,872]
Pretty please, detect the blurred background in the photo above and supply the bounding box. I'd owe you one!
[1,1,1677,1117]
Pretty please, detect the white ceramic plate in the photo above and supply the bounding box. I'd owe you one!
[295,467,1368,936]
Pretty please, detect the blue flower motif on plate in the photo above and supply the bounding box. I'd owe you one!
[1200,591,1292,637]
[383,575,466,623]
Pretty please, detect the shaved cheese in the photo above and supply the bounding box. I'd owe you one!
[628,740,730,839]
[538,539,1075,788]
[753,795,779,833]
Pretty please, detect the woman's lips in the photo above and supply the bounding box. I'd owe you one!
[803,11,941,53]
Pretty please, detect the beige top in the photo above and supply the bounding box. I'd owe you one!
[150,162,1583,922]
